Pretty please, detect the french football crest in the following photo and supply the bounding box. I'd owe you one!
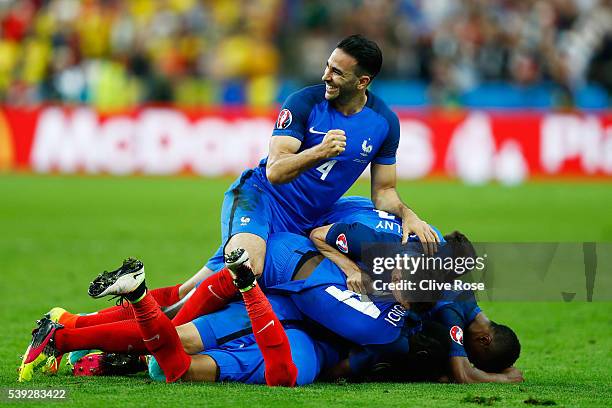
[276,109,292,129]
[361,138,373,156]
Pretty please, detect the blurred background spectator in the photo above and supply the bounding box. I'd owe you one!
[0,0,610,111]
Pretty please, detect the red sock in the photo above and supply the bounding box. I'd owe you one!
[131,292,191,383]
[242,285,297,387]
[94,285,178,314]
[74,306,135,328]
[150,284,181,307]
[172,268,237,326]
[97,305,123,314]
[55,320,146,354]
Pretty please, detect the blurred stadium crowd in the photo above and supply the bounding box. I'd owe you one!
[1,0,610,110]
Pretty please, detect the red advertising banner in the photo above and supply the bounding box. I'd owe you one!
[1,106,611,183]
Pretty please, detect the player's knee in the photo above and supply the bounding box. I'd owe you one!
[265,361,298,387]
[225,233,266,276]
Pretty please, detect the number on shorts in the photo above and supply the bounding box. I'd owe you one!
[316,160,337,181]
[325,286,381,318]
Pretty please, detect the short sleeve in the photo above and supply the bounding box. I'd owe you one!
[325,222,397,262]
[373,112,399,165]
[434,307,468,358]
[271,89,315,142]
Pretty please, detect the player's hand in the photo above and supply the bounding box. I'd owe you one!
[317,130,346,159]
[502,367,524,383]
[402,215,439,256]
[346,270,373,294]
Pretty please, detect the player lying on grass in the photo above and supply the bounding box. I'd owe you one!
[20,226,521,384]
[308,210,523,383]
[21,253,329,386]
[20,252,451,385]
[16,197,414,381]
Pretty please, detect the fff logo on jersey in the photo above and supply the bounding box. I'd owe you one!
[361,138,373,157]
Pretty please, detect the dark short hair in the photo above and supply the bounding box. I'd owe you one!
[443,230,477,260]
[474,322,521,373]
[336,34,383,78]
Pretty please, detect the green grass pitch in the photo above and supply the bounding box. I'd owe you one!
[0,174,611,407]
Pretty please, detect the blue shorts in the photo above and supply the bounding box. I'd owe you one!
[204,329,340,385]
[204,232,318,287]
[204,245,224,273]
[220,170,308,248]
[191,295,303,349]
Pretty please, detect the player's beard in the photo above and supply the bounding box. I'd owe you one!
[327,80,360,108]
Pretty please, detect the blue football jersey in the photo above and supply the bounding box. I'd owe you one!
[253,85,400,227]
[324,219,445,268]
[421,291,482,358]
[318,196,403,236]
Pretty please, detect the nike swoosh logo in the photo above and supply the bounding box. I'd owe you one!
[144,334,160,342]
[309,127,327,135]
[208,285,223,300]
[256,320,275,334]
[133,272,143,279]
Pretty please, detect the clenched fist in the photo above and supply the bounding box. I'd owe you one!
[317,129,346,159]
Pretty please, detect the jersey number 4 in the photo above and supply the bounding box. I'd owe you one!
[316,160,337,181]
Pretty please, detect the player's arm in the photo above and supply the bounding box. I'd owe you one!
[310,224,371,294]
[266,131,346,184]
[449,356,523,384]
[370,163,439,255]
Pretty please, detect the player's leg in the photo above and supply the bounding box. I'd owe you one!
[175,324,204,354]
[177,264,216,298]
[181,354,218,382]
[172,172,272,324]
[224,233,267,277]
[220,170,273,278]
[161,263,217,320]
[87,258,191,382]
[228,247,297,386]
[171,266,238,325]
[55,320,147,354]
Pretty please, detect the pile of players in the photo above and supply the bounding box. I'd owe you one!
[19,34,522,386]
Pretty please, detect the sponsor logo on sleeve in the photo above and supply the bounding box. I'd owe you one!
[450,325,464,345]
[336,233,349,253]
[276,109,293,129]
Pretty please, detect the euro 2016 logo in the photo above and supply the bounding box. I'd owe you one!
[450,325,463,345]
[276,109,292,129]
[335,233,349,254]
